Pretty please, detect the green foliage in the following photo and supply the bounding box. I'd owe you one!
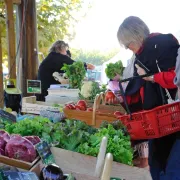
[61,61,86,89]
[71,48,119,65]
[5,116,51,137]
[0,0,88,57]
[78,124,133,165]
[4,117,133,165]
[0,2,8,58]
[105,60,124,79]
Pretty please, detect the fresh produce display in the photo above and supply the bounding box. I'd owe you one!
[79,81,107,101]
[5,116,50,137]
[77,124,133,165]
[24,136,41,145]
[105,60,124,79]
[5,134,37,162]
[0,130,40,162]
[64,100,88,111]
[3,116,133,165]
[61,61,86,89]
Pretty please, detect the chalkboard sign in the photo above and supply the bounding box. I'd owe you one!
[27,80,41,94]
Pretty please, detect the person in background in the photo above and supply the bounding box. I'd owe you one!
[37,40,95,101]
[174,47,180,99]
[117,16,180,180]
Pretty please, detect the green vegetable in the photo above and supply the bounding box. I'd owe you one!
[5,116,51,137]
[4,117,133,165]
[61,61,86,89]
[100,120,126,131]
[79,81,107,101]
[105,60,124,79]
[78,124,133,165]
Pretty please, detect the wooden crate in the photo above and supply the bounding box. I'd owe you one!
[30,147,151,180]
[0,154,40,170]
[31,161,99,180]
[21,96,59,114]
[64,93,126,127]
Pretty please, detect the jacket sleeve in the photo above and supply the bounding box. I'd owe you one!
[154,69,177,89]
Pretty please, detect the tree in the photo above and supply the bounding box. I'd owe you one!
[0,1,7,58]
[70,48,119,65]
[37,0,90,55]
[0,0,90,58]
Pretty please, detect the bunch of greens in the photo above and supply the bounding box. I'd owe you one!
[100,120,128,135]
[5,116,51,137]
[105,60,124,79]
[77,124,133,165]
[41,119,97,151]
[61,61,86,89]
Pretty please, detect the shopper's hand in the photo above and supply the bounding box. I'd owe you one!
[135,64,153,82]
[135,64,146,76]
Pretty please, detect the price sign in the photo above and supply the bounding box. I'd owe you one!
[35,141,55,165]
[27,80,41,94]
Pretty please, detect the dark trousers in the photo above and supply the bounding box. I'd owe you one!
[149,139,180,180]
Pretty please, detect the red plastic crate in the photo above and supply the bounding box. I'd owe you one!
[119,102,180,140]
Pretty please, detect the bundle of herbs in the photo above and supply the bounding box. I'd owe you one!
[61,61,86,89]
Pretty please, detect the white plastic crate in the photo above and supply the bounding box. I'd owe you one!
[21,96,59,115]
[45,95,79,104]
[47,88,79,97]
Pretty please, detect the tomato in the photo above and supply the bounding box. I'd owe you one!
[87,108,93,112]
[68,104,76,110]
[75,105,82,111]
[64,105,71,110]
[105,91,117,104]
[77,100,87,109]
[79,106,86,111]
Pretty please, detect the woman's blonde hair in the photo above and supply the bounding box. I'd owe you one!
[117,16,150,48]
[49,40,68,53]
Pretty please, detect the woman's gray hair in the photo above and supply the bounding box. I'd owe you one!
[49,40,68,53]
[117,16,150,48]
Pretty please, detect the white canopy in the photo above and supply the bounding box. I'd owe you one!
[101,48,133,84]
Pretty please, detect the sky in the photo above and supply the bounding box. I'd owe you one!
[71,0,180,52]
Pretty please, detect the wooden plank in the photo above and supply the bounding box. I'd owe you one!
[0,154,40,170]
[5,0,16,78]
[0,25,4,108]
[50,147,152,180]
[30,161,99,180]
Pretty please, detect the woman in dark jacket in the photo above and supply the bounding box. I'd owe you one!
[37,40,94,101]
[117,16,180,180]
